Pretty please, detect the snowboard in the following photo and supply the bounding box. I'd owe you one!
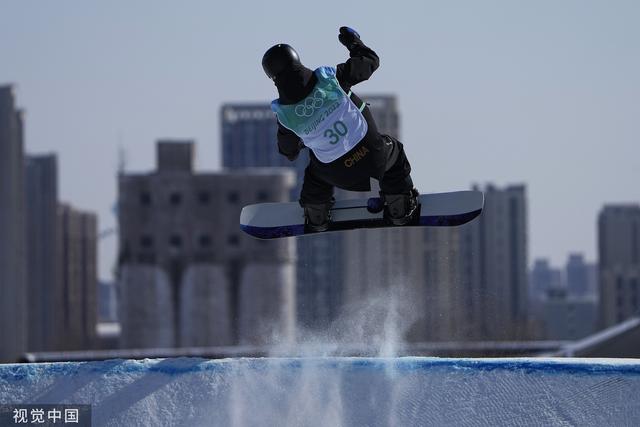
[240,190,484,239]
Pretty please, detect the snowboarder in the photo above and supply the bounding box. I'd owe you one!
[262,26,418,232]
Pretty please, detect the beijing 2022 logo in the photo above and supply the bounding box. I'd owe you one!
[295,89,325,117]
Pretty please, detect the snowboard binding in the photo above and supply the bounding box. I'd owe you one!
[302,199,335,232]
[381,188,420,226]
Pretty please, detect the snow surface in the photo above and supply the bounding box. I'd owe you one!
[1,357,640,426]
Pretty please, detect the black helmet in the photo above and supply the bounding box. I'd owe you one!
[262,44,301,80]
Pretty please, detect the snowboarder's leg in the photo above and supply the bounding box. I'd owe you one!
[378,135,419,225]
[300,163,335,232]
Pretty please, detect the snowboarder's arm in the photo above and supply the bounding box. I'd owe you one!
[277,121,304,161]
[335,27,379,91]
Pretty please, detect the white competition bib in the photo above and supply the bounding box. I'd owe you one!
[271,67,368,163]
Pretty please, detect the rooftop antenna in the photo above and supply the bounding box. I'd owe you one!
[117,131,127,174]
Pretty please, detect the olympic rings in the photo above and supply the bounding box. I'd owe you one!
[294,89,325,117]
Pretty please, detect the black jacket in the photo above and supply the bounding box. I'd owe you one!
[274,39,380,161]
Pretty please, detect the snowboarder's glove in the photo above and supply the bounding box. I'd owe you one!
[338,26,361,50]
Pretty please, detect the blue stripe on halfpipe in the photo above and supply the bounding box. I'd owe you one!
[1,357,639,426]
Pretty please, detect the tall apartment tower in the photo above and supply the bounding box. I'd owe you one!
[530,258,563,300]
[221,104,308,199]
[566,253,593,298]
[25,154,59,352]
[118,141,296,348]
[341,96,432,340]
[598,205,640,328]
[58,203,98,350]
[221,103,339,333]
[297,96,405,332]
[528,257,599,340]
[0,85,27,362]
[460,184,529,340]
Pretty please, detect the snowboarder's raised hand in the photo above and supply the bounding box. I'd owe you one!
[338,26,361,50]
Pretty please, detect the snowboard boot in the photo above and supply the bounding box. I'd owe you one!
[381,188,420,226]
[303,200,334,232]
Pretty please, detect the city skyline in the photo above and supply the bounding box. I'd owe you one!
[2,86,618,280]
[1,1,639,279]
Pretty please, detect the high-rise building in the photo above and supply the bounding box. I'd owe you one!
[528,257,598,340]
[598,205,640,328]
[221,105,287,168]
[530,258,563,300]
[587,263,599,300]
[298,96,405,332]
[566,253,593,299]
[410,227,461,342]
[25,154,59,352]
[118,141,296,348]
[221,103,338,334]
[221,104,308,199]
[528,258,562,336]
[540,288,598,340]
[339,95,424,310]
[0,85,27,362]
[58,203,98,350]
[460,184,529,340]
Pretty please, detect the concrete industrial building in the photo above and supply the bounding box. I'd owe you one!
[118,141,296,349]
[598,204,640,328]
[0,85,27,362]
[459,184,529,340]
[25,154,59,352]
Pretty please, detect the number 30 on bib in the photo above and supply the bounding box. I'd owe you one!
[324,120,348,145]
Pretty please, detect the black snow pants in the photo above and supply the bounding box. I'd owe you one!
[299,134,414,205]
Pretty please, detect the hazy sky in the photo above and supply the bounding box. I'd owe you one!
[1,1,639,280]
